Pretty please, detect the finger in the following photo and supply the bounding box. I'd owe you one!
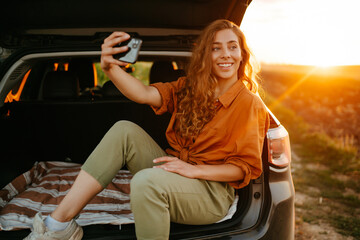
[104,32,130,43]
[104,57,129,67]
[102,45,129,56]
[104,36,128,47]
[113,59,130,67]
[112,46,130,55]
[103,35,128,48]
[153,164,177,173]
[102,37,128,50]
[153,156,178,163]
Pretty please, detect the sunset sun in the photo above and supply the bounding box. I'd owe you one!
[241,0,360,66]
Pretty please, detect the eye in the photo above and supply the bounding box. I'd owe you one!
[230,45,238,50]
[212,47,220,51]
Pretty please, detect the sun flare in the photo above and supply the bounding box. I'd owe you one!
[241,0,360,66]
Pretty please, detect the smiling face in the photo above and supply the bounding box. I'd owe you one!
[211,29,242,84]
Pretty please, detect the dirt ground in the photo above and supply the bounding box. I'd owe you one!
[260,64,360,239]
[292,152,355,240]
[295,220,353,240]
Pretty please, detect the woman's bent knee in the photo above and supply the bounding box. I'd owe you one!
[130,168,170,199]
[111,120,147,140]
[112,120,139,133]
[130,168,164,190]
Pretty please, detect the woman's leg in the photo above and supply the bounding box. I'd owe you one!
[130,168,235,240]
[50,170,103,222]
[51,120,167,222]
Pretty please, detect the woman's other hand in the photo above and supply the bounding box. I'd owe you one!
[154,157,245,182]
[153,157,200,179]
[101,32,131,71]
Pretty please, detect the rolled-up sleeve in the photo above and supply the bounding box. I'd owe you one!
[150,78,185,115]
[225,102,270,189]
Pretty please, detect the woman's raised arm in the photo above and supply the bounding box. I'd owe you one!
[100,32,162,108]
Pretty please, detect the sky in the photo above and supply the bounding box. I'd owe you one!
[240,0,360,66]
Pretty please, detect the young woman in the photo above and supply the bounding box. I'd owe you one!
[25,19,269,240]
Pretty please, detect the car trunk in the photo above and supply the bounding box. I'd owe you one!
[1,0,253,103]
[0,55,264,239]
[0,0,254,183]
[0,1,268,239]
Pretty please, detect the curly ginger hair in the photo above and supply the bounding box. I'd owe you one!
[176,19,260,139]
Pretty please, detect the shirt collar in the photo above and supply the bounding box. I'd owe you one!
[218,80,246,108]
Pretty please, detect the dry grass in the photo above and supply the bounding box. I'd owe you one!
[261,64,360,239]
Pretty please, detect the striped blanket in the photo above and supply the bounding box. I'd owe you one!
[0,161,239,231]
[0,161,134,231]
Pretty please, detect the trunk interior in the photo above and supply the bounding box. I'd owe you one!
[0,56,260,239]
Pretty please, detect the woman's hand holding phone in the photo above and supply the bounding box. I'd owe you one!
[101,32,131,71]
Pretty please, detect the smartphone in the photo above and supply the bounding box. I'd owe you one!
[114,38,142,64]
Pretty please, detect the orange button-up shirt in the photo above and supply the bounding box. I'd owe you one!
[151,77,270,189]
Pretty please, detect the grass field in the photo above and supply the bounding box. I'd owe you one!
[261,64,360,239]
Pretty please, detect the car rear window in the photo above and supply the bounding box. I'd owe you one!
[94,61,153,87]
[4,59,182,103]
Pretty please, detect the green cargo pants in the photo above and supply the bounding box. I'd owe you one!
[82,120,235,240]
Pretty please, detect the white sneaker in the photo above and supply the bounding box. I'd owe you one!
[24,213,83,240]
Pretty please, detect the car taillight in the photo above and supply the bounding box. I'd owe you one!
[267,125,291,168]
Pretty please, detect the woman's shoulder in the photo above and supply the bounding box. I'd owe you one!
[239,87,267,111]
[176,76,187,86]
[167,76,187,92]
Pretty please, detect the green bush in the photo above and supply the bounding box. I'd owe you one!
[264,94,359,173]
[94,62,152,87]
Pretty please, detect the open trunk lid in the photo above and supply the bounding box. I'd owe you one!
[0,0,252,50]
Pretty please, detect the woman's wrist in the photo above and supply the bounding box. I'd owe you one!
[191,164,245,182]
[102,63,117,73]
[192,165,206,179]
